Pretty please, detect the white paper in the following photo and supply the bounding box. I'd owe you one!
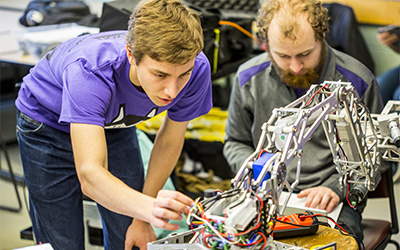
[14,243,54,250]
[279,191,343,228]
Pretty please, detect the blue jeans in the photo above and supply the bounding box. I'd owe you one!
[377,65,400,103]
[17,111,144,250]
[336,202,363,247]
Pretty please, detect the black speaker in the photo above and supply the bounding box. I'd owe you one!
[99,0,140,32]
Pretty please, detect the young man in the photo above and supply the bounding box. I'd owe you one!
[15,0,212,249]
[223,0,383,246]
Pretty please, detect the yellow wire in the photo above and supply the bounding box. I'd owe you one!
[213,28,221,74]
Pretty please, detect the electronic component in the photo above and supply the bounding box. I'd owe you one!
[273,212,319,239]
[148,82,400,249]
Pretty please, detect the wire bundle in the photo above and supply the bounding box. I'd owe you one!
[186,189,271,249]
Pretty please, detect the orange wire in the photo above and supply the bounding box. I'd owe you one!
[218,20,261,45]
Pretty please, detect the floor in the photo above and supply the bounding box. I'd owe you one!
[1,0,400,249]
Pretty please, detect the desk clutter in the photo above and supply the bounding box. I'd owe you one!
[13,23,99,60]
[137,107,233,197]
[100,0,258,73]
[136,107,228,143]
[18,0,99,27]
[12,0,259,81]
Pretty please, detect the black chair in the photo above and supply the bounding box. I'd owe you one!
[0,62,31,212]
[362,167,399,250]
[323,3,375,74]
[0,112,22,213]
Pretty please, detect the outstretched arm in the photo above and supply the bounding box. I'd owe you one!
[125,116,193,249]
[70,123,193,227]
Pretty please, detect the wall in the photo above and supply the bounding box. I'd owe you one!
[360,24,400,77]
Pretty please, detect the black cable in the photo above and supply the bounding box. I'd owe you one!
[201,188,241,207]
[336,221,362,248]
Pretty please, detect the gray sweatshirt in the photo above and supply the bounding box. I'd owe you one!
[223,45,383,201]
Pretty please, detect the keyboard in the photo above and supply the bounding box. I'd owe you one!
[184,0,260,19]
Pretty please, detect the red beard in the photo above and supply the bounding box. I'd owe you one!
[270,41,327,89]
[280,68,320,89]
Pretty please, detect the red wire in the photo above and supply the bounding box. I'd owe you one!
[255,193,264,211]
[196,192,268,248]
[306,84,328,106]
[300,214,349,234]
[258,232,267,249]
[345,173,356,209]
[236,231,267,247]
[256,149,269,159]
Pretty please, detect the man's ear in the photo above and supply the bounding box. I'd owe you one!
[126,45,135,65]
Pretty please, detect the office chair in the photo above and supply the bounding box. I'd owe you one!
[362,167,399,250]
[323,3,375,74]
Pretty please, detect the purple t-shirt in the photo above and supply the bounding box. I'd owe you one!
[15,31,213,133]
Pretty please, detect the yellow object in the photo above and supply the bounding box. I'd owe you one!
[321,0,400,25]
[310,245,333,250]
[278,225,358,250]
[212,28,220,74]
[136,107,228,143]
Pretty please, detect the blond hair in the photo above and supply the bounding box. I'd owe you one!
[257,0,329,45]
[126,0,203,65]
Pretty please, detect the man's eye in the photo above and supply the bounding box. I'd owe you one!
[279,54,289,59]
[155,74,166,78]
[300,52,311,57]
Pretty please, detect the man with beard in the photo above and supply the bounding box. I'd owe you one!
[223,0,383,246]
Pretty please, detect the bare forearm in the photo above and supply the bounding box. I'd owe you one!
[70,122,192,230]
[143,117,188,197]
[71,123,154,222]
[79,163,154,222]
[143,134,184,197]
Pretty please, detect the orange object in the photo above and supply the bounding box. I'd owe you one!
[273,212,319,239]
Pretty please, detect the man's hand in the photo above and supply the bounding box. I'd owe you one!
[377,31,399,47]
[297,186,339,213]
[150,190,194,230]
[377,28,400,53]
[125,220,156,250]
[124,189,193,249]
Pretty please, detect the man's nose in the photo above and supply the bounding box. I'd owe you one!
[289,58,304,73]
[164,79,179,98]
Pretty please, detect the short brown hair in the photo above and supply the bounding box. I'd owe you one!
[126,0,204,65]
[257,0,329,45]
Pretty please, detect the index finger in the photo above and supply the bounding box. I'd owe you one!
[157,190,195,208]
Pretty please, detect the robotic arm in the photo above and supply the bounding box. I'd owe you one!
[233,81,400,212]
[148,81,400,250]
[231,81,383,210]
